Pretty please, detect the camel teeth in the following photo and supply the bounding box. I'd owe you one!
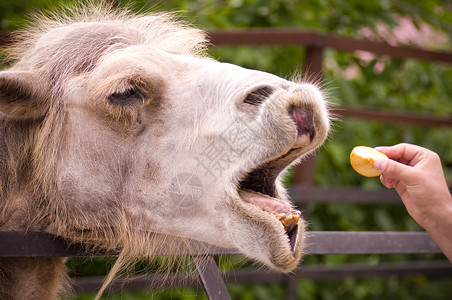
[292,212,300,225]
[284,210,301,233]
[290,208,301,216]
[268,209,301,232]
[285,219,296,233]
[275,213,286,220]
[281,214,292,227]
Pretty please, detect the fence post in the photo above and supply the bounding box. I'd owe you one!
[191,255,231,300]
[288,35,325,300]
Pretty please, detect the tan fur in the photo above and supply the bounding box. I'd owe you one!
[0,258,68,299]
[0,2,330,299]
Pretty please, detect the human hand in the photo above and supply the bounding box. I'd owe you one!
[374,143,452,229]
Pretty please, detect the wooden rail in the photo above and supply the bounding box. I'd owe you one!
[290,186,401,205]
[331,107,452,127]
[209,29,452,64]
[71,261,452,294]
[0,231,442,258]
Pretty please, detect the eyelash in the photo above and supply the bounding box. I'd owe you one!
[108,88,143,105]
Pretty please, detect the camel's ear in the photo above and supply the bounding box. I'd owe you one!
[0,70,49,119]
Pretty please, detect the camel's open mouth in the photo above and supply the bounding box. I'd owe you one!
[236,105,316,255]
[237,150,301,255]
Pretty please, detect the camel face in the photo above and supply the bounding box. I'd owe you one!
[0,8,329,276]
[61,47,329,271]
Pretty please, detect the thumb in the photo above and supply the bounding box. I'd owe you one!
[374,158,412,182]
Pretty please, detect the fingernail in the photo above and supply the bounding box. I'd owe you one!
[374,159,388,172]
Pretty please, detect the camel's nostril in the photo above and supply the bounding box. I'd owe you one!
[243,86,274,106]
[289,105,316,143]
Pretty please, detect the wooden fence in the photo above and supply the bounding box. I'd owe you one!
[1,29,452,299]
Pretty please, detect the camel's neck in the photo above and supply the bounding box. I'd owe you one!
[0,257,68,300]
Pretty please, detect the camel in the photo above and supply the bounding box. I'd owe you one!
[0,3,330,299]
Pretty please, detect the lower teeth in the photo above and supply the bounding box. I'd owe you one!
[270,209,300,233]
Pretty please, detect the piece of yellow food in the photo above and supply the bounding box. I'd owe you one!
[350,146,388,177]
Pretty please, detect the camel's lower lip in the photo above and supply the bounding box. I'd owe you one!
[229,187,305,272]
[238,189,301,255]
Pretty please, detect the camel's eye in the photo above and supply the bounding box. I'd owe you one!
[244,86,274,106]
[108,88,143,105]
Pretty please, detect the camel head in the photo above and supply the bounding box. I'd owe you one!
[0,6,329,273]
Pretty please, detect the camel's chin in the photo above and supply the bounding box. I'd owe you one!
[230,190,305,272]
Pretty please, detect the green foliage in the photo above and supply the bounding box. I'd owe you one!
[2,0,452,299]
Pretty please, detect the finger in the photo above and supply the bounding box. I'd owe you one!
[374,157,413,183]
[375,143,425,165]
[393,180,409,202]
[379,174,390,188]
[398,158,410,165]
[380,174,396,189]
